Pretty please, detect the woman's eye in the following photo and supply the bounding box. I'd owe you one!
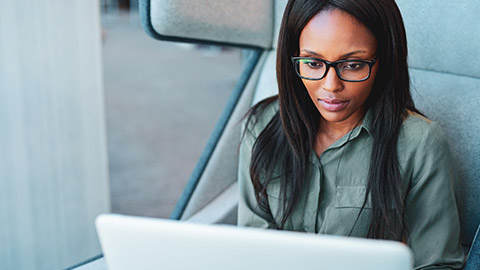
[344,62,365,70]
[305,60,324,69]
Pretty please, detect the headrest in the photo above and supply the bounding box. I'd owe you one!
[140,0,275,49]
[397,0,480,78]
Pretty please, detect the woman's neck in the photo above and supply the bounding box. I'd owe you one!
[314,109,365,156]
[318,109,366,140]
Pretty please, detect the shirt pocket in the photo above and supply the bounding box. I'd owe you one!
[334,185,397,210]
[335,186,371,209]
[320,186,372,236]
[322,185,399,237]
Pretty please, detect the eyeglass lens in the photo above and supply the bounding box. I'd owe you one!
[296,59,371,81]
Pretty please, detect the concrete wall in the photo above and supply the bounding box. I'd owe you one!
[0,1,110,269]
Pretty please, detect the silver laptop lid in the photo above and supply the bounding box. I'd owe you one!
[96,214,413,270]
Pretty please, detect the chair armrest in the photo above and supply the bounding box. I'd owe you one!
[186,182,238,225]
[68,256,107,270]
[464,224,480,270]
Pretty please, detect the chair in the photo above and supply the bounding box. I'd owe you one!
[139,0,282,224]
[140,0,480,263]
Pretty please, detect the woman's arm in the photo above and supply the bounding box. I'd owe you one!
[237,119,277,228]
[405,122,465,270]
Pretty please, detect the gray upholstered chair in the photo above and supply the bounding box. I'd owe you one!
[140,0,480,266]
[73,0,479,269]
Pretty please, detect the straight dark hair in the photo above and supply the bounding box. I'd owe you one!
[243,0,420,239]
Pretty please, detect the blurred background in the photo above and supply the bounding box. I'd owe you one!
[0,0,243,269]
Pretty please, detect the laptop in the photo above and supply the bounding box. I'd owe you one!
[95,214,413,270]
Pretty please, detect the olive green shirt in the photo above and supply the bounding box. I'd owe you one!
[238,100,464,269]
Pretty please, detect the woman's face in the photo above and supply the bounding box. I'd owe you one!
[298,8,378,125]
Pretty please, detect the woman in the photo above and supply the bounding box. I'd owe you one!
[237,0,465,269]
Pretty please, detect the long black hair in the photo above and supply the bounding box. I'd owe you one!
[243,0,420,239]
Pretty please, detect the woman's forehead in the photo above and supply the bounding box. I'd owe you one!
[298,9,377,59]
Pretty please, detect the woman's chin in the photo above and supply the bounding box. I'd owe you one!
[317,107,364,125]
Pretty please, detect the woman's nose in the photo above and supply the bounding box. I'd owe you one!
[321,67,343,92]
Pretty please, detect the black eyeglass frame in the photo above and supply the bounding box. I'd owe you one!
[291,56,378,82]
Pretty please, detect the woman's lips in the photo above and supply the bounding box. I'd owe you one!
[318,98,349,112]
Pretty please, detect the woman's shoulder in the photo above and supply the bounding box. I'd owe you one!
[398,110,455,189]
[399,110,450,152]
[242,96,279,137]
[402,110,432,132]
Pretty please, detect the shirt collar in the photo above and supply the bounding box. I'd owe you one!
[308,108,373,165]
[360,107,373,136]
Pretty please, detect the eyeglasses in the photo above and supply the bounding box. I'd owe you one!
[291,56,377,82]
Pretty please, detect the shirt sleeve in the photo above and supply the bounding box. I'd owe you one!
[406,122,465,270]
[237,118,277,229]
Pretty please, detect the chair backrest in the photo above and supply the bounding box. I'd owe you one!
[396,0,480,249]
[140,0,480,252]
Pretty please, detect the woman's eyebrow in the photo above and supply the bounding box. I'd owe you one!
[300,49,321,56]
[300,49,369,58]
[341,50,368,58]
